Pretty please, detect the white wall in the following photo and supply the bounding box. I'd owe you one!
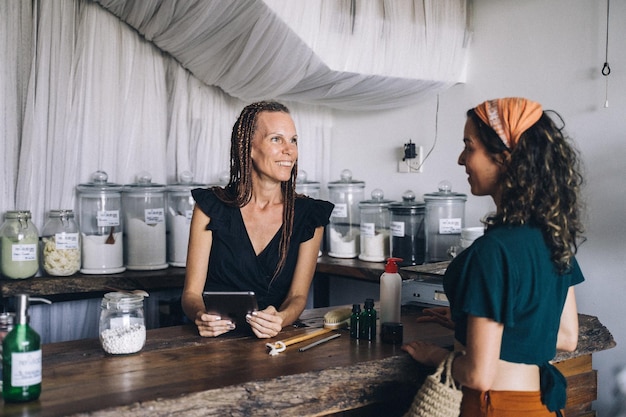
[331,0,626,413]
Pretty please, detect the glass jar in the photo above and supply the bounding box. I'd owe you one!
[389,191,426,266]
[327,170,365,258]
[296,171,322,256]
[166,171,205,267]
[76,171,125,274]
[99,292,146,355]
[0,312,15,392]
[41,210,81,276]
[423,181,467,263]
[123,173,168,270]
[358,189,393,262]
[0,211,40,279]
[295,170,321,199]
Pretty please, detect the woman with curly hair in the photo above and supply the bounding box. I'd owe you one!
[182,101,333,339]
[402,98,585,416]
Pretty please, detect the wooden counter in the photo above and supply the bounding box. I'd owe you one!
[0,305,615,417]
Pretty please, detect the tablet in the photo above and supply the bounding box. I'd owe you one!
[202,291,258,328]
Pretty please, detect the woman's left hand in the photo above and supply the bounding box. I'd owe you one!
[401,340,449,367]
[246,306,284,338]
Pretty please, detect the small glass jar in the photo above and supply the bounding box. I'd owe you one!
[41,210,81,276]
[0,211,40,279]
[99,292,146,355]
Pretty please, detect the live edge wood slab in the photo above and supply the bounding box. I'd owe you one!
[1,306,614,417]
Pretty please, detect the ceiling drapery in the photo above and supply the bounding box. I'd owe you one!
[94,0,471,111]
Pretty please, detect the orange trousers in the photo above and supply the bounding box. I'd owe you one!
[461,387,562,417]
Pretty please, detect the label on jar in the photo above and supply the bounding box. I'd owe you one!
[97,210,120,227]
[439,218,462,234]
[144,208,165,225]
[391,221,405,237]
[10,350,42,386]
[331,203,348,219]
[12,244,37,261]
[55,232,79,249]
[185,209,193,224]
[360,223,375,237]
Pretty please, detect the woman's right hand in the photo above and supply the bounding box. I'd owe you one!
[195,311,236,337]
[416,307,455,329]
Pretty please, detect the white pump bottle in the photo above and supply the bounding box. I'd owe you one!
[379,257,402,324]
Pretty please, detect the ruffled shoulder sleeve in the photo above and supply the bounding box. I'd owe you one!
[191,187,234,231]
[294,196,334,243]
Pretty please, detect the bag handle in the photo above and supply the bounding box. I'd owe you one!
[434,351,463,390]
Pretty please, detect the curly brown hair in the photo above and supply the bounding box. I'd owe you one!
[213,101,298,280]
[467,109,585,274]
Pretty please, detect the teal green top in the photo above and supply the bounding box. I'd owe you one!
[443,224,584,412]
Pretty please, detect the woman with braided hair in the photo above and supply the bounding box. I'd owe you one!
[402,98,585,416]
[182,101,333,339]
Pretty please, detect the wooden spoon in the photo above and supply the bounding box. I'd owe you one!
[105,226,115,244]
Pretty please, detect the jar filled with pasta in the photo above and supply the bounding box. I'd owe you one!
[41,209,81,276]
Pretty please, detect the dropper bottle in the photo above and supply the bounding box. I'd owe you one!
[2,294,51,402]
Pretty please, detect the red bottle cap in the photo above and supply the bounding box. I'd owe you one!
[384,257,402,273]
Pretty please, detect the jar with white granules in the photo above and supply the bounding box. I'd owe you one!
[99,292,146,355]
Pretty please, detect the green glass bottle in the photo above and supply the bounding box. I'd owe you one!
[359,298,377,341]
[350,303,361,339]
[2,294,42,402]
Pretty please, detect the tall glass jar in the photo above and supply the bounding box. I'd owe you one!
[327,170,365,258]
[123,173,167,270]
[99,292,146,355]
[41,210,81,276]
[166,171,205,267]
[423,181,467,263]
[76,171,125,274]
[389,191,426,266]
[358,189,393,262]
[0,211,39,279]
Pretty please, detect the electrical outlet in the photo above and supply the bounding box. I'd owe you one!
[397,145,423,173]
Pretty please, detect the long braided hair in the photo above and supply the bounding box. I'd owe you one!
[213,101,298,281]
[467,109,585,274]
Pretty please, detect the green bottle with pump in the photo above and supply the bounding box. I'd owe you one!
[2,294,43,402]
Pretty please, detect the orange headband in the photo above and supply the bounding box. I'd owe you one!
[473,97,543,150]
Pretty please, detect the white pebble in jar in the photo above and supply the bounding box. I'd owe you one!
[100,323,146,354]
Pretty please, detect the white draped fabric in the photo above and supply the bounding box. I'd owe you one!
[95,0,470,110]
[0,0,467,342]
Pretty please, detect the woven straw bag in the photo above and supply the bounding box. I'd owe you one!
[404,351,463,417]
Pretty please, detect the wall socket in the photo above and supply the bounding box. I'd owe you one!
[398,145,423,173]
